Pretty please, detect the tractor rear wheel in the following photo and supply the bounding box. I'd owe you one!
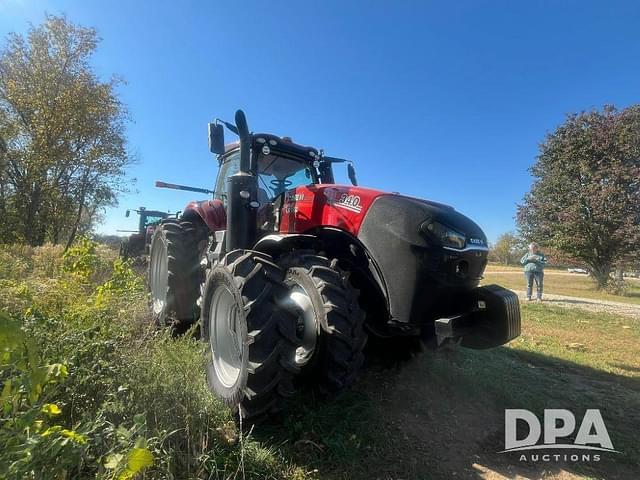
[200,250,299,420]
[148,219,207,328]
[279,253,367,394]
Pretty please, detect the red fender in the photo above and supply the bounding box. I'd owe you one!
[183,199,226,232]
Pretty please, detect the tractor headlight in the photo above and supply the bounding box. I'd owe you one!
[422,221,466,249]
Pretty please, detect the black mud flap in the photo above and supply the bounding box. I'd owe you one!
[435,284,521,350]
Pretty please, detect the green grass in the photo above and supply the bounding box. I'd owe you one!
[2,244,638,479]
[264,303,640,479]
[0,242,308,480]
[483,264,640,305]
[515,303,640,376]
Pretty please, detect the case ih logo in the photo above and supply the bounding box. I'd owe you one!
[285,192,305,202]
[500,409,619,462]
[324,190,362,214]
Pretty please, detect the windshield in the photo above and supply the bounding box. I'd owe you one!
[257,154,314,200]
[215,151,315,205]
[143,215,165,227]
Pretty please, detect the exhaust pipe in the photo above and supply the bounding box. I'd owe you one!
[226,110,258,251]
[236,110,251,173]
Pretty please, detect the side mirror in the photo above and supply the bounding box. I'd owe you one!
[208,123,225,154]
[348,163,358,186]
[125,209,130,218]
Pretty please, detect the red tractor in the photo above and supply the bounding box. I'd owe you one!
[148,110,520,419]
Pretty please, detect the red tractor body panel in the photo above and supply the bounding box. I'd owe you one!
[279,184,387,235]
[183,199,227,232]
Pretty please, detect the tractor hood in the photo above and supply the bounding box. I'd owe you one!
[279,184,487,248]
[278,183,490,325]
[390,194,488,250]
[356,191,489,325]
[354,190,488,253]
[359,187,488,250]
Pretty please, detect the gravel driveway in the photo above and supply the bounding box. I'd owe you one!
[512,290,640,319]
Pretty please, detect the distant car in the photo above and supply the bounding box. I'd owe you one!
[567,268,588,274]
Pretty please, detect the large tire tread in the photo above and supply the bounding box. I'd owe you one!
[149,218,207,327]
[203,250,298,421]
[281,252,367,395]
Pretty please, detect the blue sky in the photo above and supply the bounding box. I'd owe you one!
[1,1,639,242]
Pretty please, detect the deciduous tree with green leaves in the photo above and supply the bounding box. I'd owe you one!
[518,105,640,289]
[489,231,524,265]
[0,15,131,247]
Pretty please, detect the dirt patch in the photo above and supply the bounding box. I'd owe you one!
[285,299,639,480]
[313,346,639,480]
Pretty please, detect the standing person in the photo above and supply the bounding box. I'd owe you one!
[520,242,547,301]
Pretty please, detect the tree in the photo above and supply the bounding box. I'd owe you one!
[489,232,523,265]
[0,15,131,247]
[518,105,640,289]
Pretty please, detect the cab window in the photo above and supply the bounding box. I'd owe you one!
[215,150,314,206]
[257,154,314,200]
[214,152,240,205]
[143,215,165,227]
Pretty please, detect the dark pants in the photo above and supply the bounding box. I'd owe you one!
[525,271,544,299]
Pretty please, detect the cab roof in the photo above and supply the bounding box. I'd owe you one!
[222,133,319,162]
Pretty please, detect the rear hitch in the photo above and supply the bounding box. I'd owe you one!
[435,314,472,348]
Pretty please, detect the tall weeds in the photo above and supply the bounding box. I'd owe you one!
[0,240,304,480]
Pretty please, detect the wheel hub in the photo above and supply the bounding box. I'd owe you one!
[283,285,318,367]
[210,286,244,388]
[149,236,168,314]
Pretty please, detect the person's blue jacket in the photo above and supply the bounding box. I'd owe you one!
[520,252,547,272]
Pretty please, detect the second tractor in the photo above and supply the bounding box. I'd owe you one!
[119,207,174,259]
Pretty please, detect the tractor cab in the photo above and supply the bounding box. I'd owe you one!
[125,207,171,235]
[213,134,329,207]
[210,130,359,242]
[138,209,170,234]
[211,133,342,236]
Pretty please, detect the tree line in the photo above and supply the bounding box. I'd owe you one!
[517,105,640,289]
[0,15,131,249]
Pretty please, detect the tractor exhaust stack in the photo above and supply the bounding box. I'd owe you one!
[226,109,257,251]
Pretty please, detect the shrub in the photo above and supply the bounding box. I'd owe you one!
[0,311,88,479]
[31,244,65,278]
[0,241,302,479]
[62,237,112,285]
[0,244,34,280]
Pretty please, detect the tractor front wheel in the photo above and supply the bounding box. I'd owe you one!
[279,253,367,395]
[200,250,298,420]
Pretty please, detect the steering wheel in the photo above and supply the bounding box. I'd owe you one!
[270,179,292,188]
[270,179,292,196]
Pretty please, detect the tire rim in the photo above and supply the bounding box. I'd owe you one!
[282,285,318,367]
[149,236,168,314]
[210,285,244,388]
